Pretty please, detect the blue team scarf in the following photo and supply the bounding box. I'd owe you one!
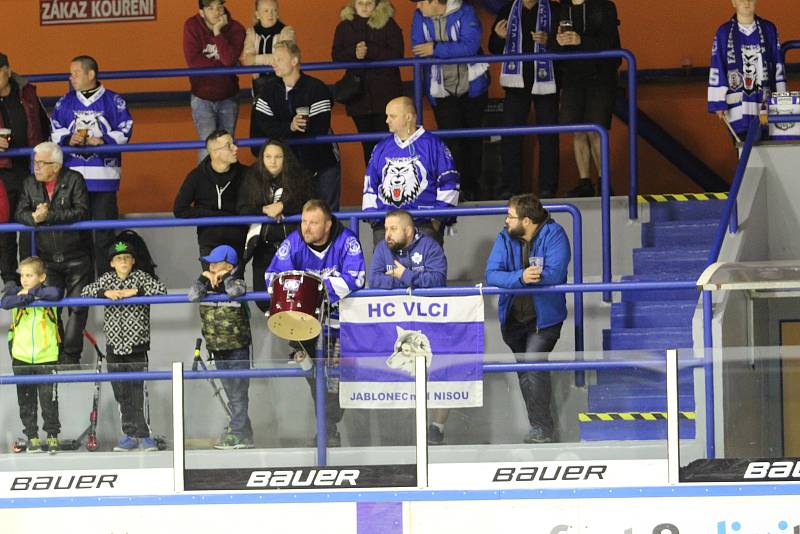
[725,15,769,95]
[500,0,556,95]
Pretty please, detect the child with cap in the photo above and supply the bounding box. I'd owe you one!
[81,240,167,452]
[190,244,255,449]
[2,256,64,453]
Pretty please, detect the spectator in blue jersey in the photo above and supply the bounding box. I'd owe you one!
[266,199,366,446]
[250,41,341,211]
[50,55,133,276]
[489,0,560,199]
[184,0,246,161]
[369,209,447,289]
[485,193,570,444]
[174,130,248,264]
[362,96,460,247]
[708,0,785,139]
[16,142,92,366]
[0,52,49,286]
[410,0,489,201]
[553,0,620,198]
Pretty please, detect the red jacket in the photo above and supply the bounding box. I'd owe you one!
[0,75,49,169]
[183,11,246,102]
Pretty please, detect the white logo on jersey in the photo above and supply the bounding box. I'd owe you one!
[345,236,362,256]
[741,45,761,94]
[379,157,428,208]
[411,252,422,265]
[202,43,220,61]
[276,241,291,260]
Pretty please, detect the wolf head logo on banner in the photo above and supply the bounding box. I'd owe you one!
[386,326,433,376]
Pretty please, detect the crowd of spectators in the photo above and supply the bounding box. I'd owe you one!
[0,0,784,451]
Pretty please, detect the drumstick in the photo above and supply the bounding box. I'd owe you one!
[722,115,742,144]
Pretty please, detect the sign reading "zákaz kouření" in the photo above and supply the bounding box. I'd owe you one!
[40,0,157,25]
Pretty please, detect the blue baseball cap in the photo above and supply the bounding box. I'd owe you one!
[201,245,238,266]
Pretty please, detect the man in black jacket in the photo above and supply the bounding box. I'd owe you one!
[489,0,560,199]
[250,41,340,210]
[16,141,91,365]
[173,129,248,263]
[553,0,621,197]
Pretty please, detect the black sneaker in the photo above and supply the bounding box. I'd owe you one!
[564,179,595,198]
[327,431,341,448]
[427,424,444,445]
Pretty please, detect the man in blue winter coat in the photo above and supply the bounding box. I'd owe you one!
[485,193,570,444]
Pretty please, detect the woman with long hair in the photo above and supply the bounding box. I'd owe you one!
[237,139,313,311]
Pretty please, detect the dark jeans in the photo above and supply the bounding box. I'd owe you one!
[213,347,253,440]
[0,167,32,284]
[107,350,151,438]
[352,113,389,167]
[432,93,488,198]
[501,89,560,197]
[293,336,344,435]
[89,191,119,276]
[500,319,563,436]
[315,163,341,212]
[13,360,60,438]
[371,220,444,248]
[45,256,92,363]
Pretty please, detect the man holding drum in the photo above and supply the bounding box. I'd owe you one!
[266,199,365,447]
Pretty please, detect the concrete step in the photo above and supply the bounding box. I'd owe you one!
[619,274,700,302]
[610,301,697,329]
[641,220,719,248]
[603,327,693,351]
[646,199,727,222]
[632,247,710,276]
[588,384,695,412]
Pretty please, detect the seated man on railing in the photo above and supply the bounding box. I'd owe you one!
[265,199,366,447]
[16,141,91,366]
[485,193,570,444]
[362,96,459,247]
[250,41,341,211]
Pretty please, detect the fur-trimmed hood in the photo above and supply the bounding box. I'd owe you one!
[340,0,395,30]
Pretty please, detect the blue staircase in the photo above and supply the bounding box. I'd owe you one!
[580,198,726,441]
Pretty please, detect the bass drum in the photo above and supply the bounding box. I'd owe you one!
[267,271,325,341]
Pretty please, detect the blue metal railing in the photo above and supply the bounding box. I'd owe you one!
[22,49,639,219]
[780,40,800,65]
[2,125,613,298]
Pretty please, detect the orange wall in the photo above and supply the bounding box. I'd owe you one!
[3,0,800,212]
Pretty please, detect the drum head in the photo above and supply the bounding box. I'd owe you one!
[268,310,322,341]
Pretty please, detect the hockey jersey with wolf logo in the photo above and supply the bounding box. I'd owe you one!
[362,127,460,221]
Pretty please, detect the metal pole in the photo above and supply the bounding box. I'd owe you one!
[314,355,327,466]
[600,128,612,302]
[666,349,680,484]
[702,290,715,459]
[627,52,639,221]
[413,63,424,123]
[171,362,185,493]
[571,206,585,387]
[729,201,738,234]
[349,216,359,241]
[415,354,428,488]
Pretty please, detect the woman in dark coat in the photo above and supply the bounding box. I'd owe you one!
[237,139,312,311]
[332,0,404,165]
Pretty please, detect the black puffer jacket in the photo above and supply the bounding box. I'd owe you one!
[15,168,91,262]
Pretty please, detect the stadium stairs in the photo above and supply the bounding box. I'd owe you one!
[581,196,727,441]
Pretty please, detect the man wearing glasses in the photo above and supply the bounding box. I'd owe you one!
[173,130,248,263]
[16,141,91,366]
[485,193,570,444]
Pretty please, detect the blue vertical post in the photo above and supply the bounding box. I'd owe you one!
[413,63,424,123]
[350,216,360,241]
[571,206,585,387]
[703,290,715,459]
[315,357,327,466]
[728,202,738,234]
[600,127,612,303]
[30,230,37,256]
[627,52,639,221]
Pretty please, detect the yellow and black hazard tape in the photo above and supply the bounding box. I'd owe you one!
[637,193,728,203]
[578,411,696,422]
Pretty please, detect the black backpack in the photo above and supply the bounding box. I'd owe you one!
[114,229,159,279]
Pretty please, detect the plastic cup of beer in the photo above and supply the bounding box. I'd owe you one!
[529,256,544,271]
[0,128,11,146]
[559,20,573,33]
[295,106,309,120]
[76,127,89,144]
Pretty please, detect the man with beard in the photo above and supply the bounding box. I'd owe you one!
[266,199,365,446]
[485,193,569,444]
[368,209,446,289]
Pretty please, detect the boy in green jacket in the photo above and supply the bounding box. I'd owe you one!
[2,256,64,453]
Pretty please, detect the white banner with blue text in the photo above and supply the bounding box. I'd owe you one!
[339,295,484,409]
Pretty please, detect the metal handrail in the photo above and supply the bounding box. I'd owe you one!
[22,49,639,220]
[780,40,800,65]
